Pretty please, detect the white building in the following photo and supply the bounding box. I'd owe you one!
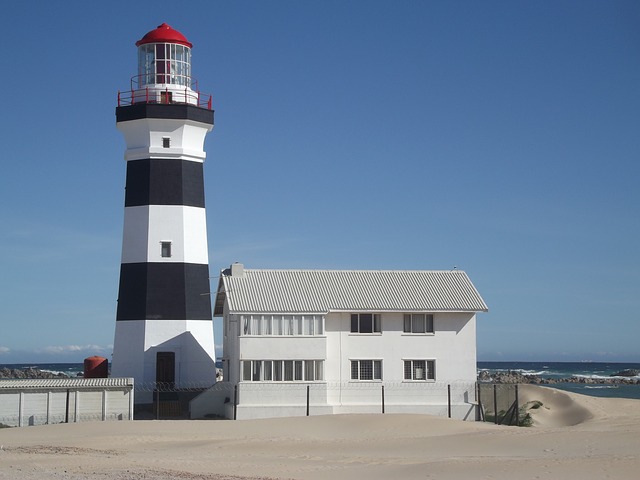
[192,263,488,420]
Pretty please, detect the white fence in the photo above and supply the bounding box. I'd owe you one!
[190,381,478,421]
[0,378,134,427]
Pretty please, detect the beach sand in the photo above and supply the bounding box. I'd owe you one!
[1,385,638,479]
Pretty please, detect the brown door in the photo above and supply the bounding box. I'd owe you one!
[156,352,175,388]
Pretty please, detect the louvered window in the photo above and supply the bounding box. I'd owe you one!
[240,360,324,382]
[241,315,324,336]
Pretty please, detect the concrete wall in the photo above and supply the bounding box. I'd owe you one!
[191,381,477,421]
[0,387,133,427]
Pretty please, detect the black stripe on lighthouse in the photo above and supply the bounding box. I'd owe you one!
[116,103,214,125]
[125,159,205,207]
[116,263,212,321]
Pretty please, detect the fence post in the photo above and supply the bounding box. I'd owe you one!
[46,391,51,425]
[447,384,452,418]
[515,384,520,426]
[233,384,238,420]
[381,385,385,414]
[493,384,498,425]
[65,389,70,424]
[306,385,310,416]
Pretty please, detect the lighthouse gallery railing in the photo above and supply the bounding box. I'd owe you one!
[117,75,212,109]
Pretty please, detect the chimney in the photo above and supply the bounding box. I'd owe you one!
[231,262,244,277]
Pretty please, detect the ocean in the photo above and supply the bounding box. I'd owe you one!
[478,361,640,400]
[2,361,640,400]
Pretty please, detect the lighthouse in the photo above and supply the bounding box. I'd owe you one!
[111,23,216,404]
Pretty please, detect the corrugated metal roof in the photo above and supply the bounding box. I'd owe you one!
[215,268,488,314]
[0,377,134,390]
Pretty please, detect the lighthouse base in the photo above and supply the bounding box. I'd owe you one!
[111,319,216,405]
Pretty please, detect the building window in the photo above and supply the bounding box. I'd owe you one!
[162,137,171,148]
[350,360,382,381]
[403,314,434,334]
[350,313,381,334]
[242,361,251,381]
[241,360,324,382]
[160,241,172,258]
[403,360,435,381]
[241,314,324,336]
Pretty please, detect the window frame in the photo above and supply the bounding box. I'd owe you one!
[350,313,382,334]
[241,314,324,337]
[403,359,436,382]
[403,313,434,334]
[160,241,172,258]
[350,359,383,381]
[240,360,324,382]
[138,43,191,87]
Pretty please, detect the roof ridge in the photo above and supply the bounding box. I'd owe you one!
[241,268,467,273]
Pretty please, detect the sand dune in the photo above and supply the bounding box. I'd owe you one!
[519,384,594,426]
[1,385,639,480]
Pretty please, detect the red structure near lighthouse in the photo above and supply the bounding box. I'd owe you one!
[111,23,216,407]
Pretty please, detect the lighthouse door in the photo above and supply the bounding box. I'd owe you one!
[156,352,175,388]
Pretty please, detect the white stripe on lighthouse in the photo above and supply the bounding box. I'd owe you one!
[118,118,210,162]
[121,205,209,264]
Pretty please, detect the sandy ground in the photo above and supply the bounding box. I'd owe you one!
[1,385,639,480]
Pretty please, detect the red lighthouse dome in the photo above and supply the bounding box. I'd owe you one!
[136,23,193,48]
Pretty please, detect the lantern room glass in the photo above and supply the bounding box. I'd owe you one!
[138,43,191,87]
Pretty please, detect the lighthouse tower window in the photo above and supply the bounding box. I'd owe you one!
[162,137,171,148]
[138,43,191,87]
[160,241,172,258]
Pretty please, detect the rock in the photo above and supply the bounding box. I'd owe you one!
[611,369,639,377]
[0,368,68,379]
[478,371,640,385]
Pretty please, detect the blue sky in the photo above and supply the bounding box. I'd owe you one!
[1,1,638,363]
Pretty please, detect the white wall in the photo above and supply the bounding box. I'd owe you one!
[238,336,326,361]
[223,382,476,421]
[117,118,211,162]
[325,311,477,384]
[213,308,479,420]
[0,388,133,427]
[112,319,216,404]
[121,206,208,264]
[111,321,146,383]
[223,310,477,386]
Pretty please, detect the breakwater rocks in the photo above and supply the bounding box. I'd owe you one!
[478,370,640,385]
[0,368,71,379]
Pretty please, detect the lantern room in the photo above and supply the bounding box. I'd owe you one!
[136,23,192,88]
[120,23,211,108]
